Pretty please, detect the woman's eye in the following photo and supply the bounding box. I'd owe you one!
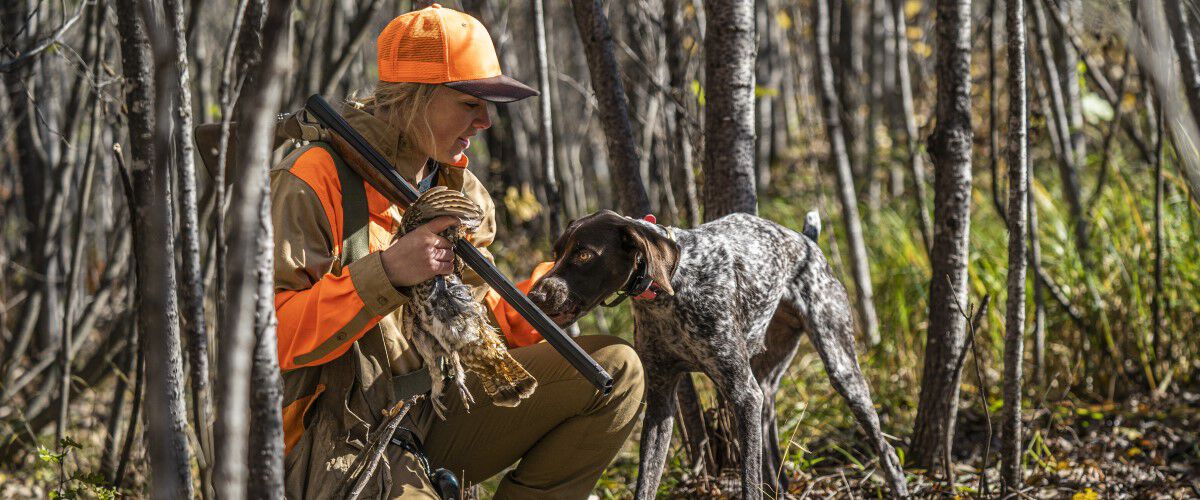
[464,102,480,109]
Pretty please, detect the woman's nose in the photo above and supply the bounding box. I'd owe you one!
[475,106,492,130]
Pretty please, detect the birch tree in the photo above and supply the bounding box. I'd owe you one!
[164,0,215,494]
[1165,0,1200,124]
[909,0,975,474]
[1030,0,1089,260]
[893,0,933,254]
[115,0,193,496]
[815,0,881,346]
[243,2,293,496]
[532,0,564,238]
[1001,0,1029,491]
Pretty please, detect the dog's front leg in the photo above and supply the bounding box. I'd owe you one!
[713,362,765,500]
[634,368,683,500]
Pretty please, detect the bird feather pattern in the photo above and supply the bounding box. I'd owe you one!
[399,186,537,418]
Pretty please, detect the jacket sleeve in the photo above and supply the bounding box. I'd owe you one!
[271,169,409,372]
[485,262,555,348]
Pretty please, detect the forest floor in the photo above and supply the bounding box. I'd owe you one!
[636,389,1200,499]
[4,384,1196,498]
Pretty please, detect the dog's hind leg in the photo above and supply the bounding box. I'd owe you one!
[634,368,684,500]
[712,358,765,500]
[752,310,805,497]
[797,280,910,497]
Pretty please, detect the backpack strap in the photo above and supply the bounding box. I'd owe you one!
[316,141,370,265]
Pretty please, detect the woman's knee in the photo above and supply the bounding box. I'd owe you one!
[575,336,645,427]
[578,336,643,392]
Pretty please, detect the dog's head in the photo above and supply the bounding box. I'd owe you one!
[528,210,680,326]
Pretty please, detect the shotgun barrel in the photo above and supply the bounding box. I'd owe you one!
[304,94,613,395]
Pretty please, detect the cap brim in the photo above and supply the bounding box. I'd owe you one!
[444,75,539,103]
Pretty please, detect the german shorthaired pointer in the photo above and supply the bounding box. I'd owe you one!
[528,210,908,499]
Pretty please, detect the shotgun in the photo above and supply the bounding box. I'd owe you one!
[304,94,613,395]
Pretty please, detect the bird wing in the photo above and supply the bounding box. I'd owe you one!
[402,186,484,234]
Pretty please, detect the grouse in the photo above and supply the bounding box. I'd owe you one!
[400,186,537,418]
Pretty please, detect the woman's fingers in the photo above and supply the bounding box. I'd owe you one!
[430,247,454,262]
[381,216,463,287]
[420,216,460,236]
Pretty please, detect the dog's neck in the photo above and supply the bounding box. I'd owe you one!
[630,220,690,306]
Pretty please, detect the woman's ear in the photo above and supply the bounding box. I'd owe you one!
[623,222,680,296]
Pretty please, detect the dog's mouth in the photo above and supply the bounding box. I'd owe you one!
[539,299,584,326]
[532,294,587,327]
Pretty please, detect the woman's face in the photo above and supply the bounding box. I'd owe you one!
[412,86,493,165]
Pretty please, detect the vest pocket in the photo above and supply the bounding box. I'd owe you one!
[282,383,326,456]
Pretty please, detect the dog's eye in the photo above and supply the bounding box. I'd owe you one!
[572,250,595,265]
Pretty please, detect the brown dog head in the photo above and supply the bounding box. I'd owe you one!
[528,210,680,327]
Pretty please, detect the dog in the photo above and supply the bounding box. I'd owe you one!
[528,210,908,499]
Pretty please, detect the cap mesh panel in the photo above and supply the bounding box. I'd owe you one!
[381,16,445,65]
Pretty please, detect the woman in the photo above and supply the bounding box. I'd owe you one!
[272,5,645,499]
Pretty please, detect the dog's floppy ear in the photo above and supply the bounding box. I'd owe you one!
[623,222,680,296]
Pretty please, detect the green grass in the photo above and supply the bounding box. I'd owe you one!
[486,135,1199,495]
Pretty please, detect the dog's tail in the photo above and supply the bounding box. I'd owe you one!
[802,210,821,242]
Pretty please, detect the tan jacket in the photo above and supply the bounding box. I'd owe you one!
[269,103,494,498]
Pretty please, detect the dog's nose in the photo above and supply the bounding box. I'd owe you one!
[527,285,548,305]
[528,277,566,311]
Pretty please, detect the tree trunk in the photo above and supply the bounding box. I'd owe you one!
[321,0,384,97]
[702,0,757,219]
[893,0,933,255]
[102,321,137,484]
[1030,0,1089,261]
[662,0,714,479]
[1165,0,1200,126]
[244,2,292,496]
[114,0,194,497]
[865,0,894,214]
[1152,106,1165,382]
[533,0,564,239]
[213,0,280,494]
[665,0,701,227]
[57,0,107,450]
[1001,0,1029,491]
[213,0,256,343]
[1028,158,1046,389]
[815,0,881,346]
[754,0,774,189]
[164,0,214,495]
[909,0,974,474]
[833,0,864,180]
[1054,0,1085,182]
[1134,0,1200,204]
[3,0,64,383]
[570,0,652,216]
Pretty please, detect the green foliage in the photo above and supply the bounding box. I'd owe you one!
[35,436,117,500]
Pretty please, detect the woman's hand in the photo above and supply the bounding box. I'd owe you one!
[381,216,460,288]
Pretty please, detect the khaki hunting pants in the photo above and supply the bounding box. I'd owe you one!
[388,335,645,499]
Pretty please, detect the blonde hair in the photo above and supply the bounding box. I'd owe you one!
[356,81,439,154]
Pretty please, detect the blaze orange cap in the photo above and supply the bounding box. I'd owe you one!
[377,4,539,103]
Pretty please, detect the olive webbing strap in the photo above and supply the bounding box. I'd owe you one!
[325,142,432,400]
[323,141,370,265]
